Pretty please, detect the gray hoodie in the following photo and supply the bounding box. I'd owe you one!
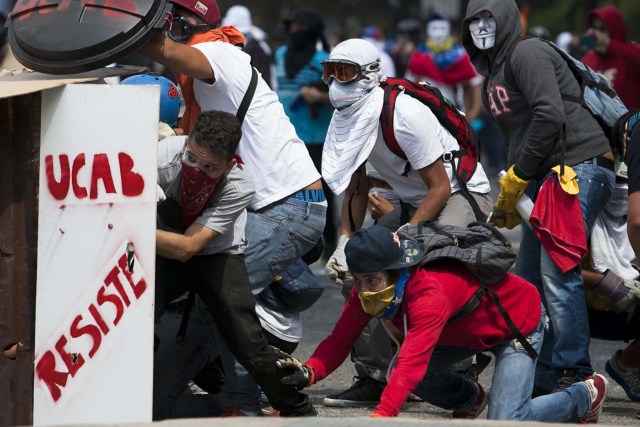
[461,0,610,180]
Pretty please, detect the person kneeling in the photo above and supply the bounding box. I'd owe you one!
[276,225,608,422]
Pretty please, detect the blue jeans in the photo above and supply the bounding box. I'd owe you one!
[515,162,615,391]
[414,309,591,421]
[245,197,326,296]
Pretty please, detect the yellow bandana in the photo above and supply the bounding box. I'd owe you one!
[359,283,397,317]
[426,37,454,54]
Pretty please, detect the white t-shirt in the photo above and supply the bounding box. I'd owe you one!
[367,94,491,208]
[193,41,321,210]
[157,136,254,255]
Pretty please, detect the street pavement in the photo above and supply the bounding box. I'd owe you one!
[294,223,640,425]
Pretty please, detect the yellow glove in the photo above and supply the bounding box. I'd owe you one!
[551,165,579,195]
[489,209,522,229]
[496,165,529,212]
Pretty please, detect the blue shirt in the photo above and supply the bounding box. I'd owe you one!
[275,47,333,144]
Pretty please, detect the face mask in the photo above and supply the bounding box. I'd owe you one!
[180,163,222,226]
[329,76,378,110]
[469,13,497,50]
[427,20,451,46]
[359,283,397,317]
[289,30,316,49]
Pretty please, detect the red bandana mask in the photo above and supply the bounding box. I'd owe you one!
[180,163,223,227]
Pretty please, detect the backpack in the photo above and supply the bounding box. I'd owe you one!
[612,109,640,168]
[397,220,538,359]
[378,77,486,222]
[504,37,628,156]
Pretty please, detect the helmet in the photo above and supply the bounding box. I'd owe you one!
[121,74,181,127]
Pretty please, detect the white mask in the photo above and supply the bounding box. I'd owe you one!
[469,12,497,50]
[427,20,450,45]
[329,77,377,110]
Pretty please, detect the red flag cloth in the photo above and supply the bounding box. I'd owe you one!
[529,176,587,273]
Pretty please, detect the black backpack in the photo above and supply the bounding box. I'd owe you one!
[397,221,537,359]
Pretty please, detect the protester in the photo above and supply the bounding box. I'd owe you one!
[581,5,640,110]
[138,0,325,415]
[406,13,483,124]
[390,19,421,79]
[222,5,274,89]
[461,0,615,396]
[320,37,492,406]
[275,225,609,422]
[153,110,315,417]
[274,9,337,258]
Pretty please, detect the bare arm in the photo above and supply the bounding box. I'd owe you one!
[156,223,218,262]
[408,159,451,224]
[138,31,215,82]
[338,164,369,238]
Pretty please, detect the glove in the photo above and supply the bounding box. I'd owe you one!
[156,184,166,203]
[551,165,579,195]
[325,234,354,287]
[496,165,529,213]
[488,209,522,229]
[272,346,315,390]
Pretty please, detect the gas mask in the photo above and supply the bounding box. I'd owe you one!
[469,12,497,50]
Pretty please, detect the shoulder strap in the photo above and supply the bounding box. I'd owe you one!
[236,67,259,124]
[503,36,529,89]
[380,81,407,160]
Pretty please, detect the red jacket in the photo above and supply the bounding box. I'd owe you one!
[582,6,640,109]
[305,261,541,417]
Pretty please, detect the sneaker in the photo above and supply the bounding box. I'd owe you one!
[260,405,280,417]
[605,350,640,402]
[452,383,488,419]
[554,369,581,392]
[580,373,609,424]
[323,376,385,407]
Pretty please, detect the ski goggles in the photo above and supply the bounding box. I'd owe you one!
[321,59,381,84]
[166,13,215,43]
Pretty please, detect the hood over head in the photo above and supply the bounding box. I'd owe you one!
[461,0,522,76]
[588,5,627,43]
[222,5,252,34]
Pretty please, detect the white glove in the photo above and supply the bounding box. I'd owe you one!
[325,234,353,286]
[156,184,166,203]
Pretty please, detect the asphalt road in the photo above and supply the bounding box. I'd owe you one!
[297,225,639,424]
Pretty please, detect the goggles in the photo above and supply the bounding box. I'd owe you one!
[321,59,381,84]
[166,13,215,43]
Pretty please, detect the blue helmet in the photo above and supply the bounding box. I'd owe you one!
[121,74,181,127]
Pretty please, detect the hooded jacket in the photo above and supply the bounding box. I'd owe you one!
[461,0,610,180]
[582,6,640,109]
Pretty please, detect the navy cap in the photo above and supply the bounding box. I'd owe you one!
[345,225,424,273]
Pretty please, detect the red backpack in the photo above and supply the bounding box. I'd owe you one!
[379,77,485,221]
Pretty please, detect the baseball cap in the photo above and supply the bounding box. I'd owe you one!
[345,225,425,273]
[171,0,221,25]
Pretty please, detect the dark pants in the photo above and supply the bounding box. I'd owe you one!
[154,302,225,420]
[155,253,314,416]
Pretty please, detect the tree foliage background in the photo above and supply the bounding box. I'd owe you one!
[216,0,640,44]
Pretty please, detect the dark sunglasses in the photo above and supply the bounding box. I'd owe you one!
[166,14,215,43]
